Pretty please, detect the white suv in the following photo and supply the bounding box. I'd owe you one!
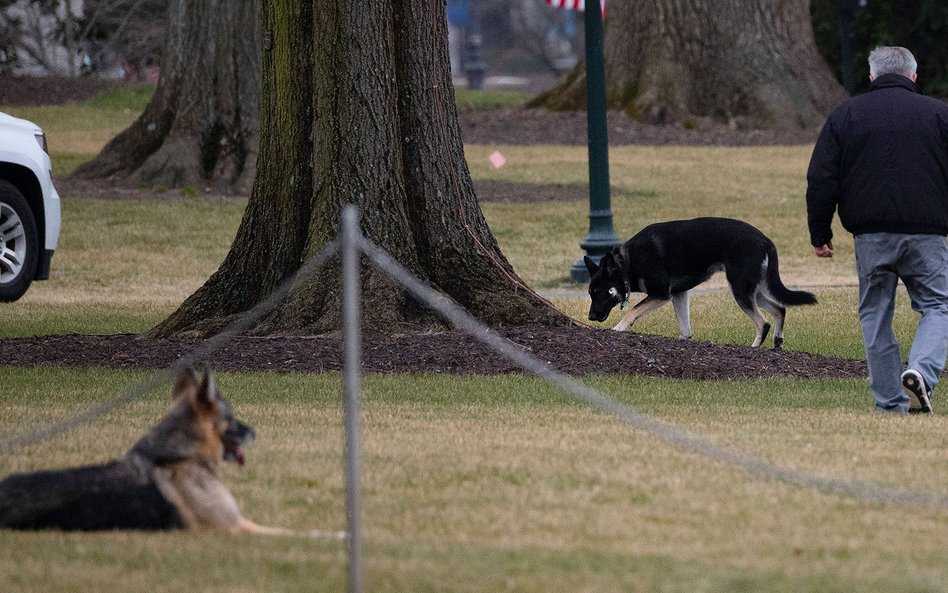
[0,112,61,301]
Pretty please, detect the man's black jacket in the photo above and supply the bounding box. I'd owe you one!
[806,74,948,247]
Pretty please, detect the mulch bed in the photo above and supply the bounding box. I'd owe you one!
[2,75,863,380]
[52,176,588,204]
[0,75,125,106]
[0,327,866,380]
[1,75,819,148]
[459,109,820,147]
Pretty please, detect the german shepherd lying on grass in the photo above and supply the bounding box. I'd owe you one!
[0,368,333,536]
[585,217,817,349]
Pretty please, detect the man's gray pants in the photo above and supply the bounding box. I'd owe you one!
[854,233,948,412]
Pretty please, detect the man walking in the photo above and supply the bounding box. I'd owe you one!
[807,46,948,414]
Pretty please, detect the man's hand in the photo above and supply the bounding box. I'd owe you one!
[814,241,834,258]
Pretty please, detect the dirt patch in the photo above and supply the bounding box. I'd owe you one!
[0,75,124,107]
[459,108,819,147]
[0,327,865,380]
[0,75,818,147]
[54,176,238,201]
[55,176,585,204]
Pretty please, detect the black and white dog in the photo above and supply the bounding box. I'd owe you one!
[584,217,816,349]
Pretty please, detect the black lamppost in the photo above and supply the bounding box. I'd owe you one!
[837,0,866,95]
[463,1,487,90]
[464,34,487,90]
[569,0,621,283]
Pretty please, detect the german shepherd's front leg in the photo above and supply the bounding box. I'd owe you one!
[232,517,298,536]
[154,465,344,538]
[612,295,670,331]
[232,517,346,539]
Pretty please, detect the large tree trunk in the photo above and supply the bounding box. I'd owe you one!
[151,1,566,337]
[72,0,260,194]
[533,0,848,129]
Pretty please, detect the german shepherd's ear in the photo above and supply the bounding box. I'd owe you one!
[583,255,599,276]
[197,368,220,408]
[172,367,200,404]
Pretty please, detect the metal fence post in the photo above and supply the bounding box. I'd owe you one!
[341,205,363,593]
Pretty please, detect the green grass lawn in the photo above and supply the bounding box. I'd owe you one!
[1,86,946,593]
[0,369,945,593]
[3,84,153,175]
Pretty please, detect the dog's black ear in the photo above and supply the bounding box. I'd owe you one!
[583,255,599,276]
[599,251,618,272]
[172,367,199,404]
[611,245,621,256]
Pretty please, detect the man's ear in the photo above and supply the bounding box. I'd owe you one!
[584,255,599,276]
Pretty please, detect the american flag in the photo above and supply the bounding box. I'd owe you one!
[545,0,606,12]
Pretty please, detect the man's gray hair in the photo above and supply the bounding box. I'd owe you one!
[868,46,917,78]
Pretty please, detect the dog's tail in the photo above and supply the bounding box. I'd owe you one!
[765,244,817,306]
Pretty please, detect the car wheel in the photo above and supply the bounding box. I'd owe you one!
[0,180,39,302]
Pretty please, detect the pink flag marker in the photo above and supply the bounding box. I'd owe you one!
[489,150,507,169]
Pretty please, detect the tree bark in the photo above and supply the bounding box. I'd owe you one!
[151,0,566,337]
[532,0,848,129]
[73,0,260,194]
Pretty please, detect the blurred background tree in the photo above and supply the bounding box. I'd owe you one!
[80,0,166,79]
[531,0,848,129]
[811,0,948,96]
[0,0,165,76]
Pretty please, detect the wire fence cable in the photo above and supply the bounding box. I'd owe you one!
[358,234,948,511]
[0,240,339,454]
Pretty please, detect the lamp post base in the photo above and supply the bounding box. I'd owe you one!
[570,257,594,283]
[569,234,622,283]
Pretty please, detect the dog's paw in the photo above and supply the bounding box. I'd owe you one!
[307,529,347,540]
[773,337,784,350]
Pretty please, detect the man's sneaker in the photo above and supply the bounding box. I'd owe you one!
[901,369,933,415]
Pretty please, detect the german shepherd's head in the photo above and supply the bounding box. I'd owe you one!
[0,368,266,533]
[131,368,256,471]
[584,249,627,323]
